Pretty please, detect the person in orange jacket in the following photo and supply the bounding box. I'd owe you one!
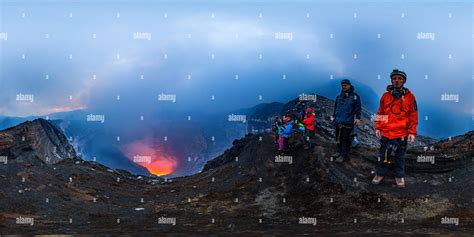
[372,69,418,187]
[302,107,316,150]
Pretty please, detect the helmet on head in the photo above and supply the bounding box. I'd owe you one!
[390,69,407,81]
[341,79,351,85]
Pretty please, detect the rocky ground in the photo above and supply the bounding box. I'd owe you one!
[0,98,472,235]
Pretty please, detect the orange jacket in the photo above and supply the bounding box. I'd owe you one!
[303,113,315,131]
[375,86,418,139]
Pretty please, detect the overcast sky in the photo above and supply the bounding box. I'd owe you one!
[0,0,472,137]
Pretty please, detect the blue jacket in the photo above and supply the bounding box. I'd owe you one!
[283,121,294,137]
[333,86,362,125]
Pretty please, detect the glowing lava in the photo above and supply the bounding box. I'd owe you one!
[142,159,176,176]
[124,139,178,176]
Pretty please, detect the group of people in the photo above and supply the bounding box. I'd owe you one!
[273,105,316,153]
[272,69,419,188]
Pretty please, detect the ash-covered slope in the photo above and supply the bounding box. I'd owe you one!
[0,118,472,235]
[0,119,164,234]
[202,131,473,233]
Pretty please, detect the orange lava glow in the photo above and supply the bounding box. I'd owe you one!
[125,140,178,176]
[141,159,176,176]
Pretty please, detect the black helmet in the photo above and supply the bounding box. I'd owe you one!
[390,69,407,80]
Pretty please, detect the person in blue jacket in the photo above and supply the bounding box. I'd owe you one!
[332,79,361,163]
[282,116,294,152]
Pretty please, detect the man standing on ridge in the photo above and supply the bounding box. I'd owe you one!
[372,69,418,188]
[332,79,361,163]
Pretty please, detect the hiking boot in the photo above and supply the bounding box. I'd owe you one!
[372,175,384,185]
[335,156,344,163]
[395,177,405,187]
[331,152,341,158]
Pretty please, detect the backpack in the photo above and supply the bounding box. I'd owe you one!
[298,122,305,132]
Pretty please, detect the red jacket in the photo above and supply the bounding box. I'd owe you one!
[375,86,418,139]
[303,113,315,131]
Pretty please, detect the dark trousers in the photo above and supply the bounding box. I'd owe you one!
[273,131,279,144]
[304,129,315,148]
[283,137,290,151]
[376,136,408,178]
[335,124,353,159]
